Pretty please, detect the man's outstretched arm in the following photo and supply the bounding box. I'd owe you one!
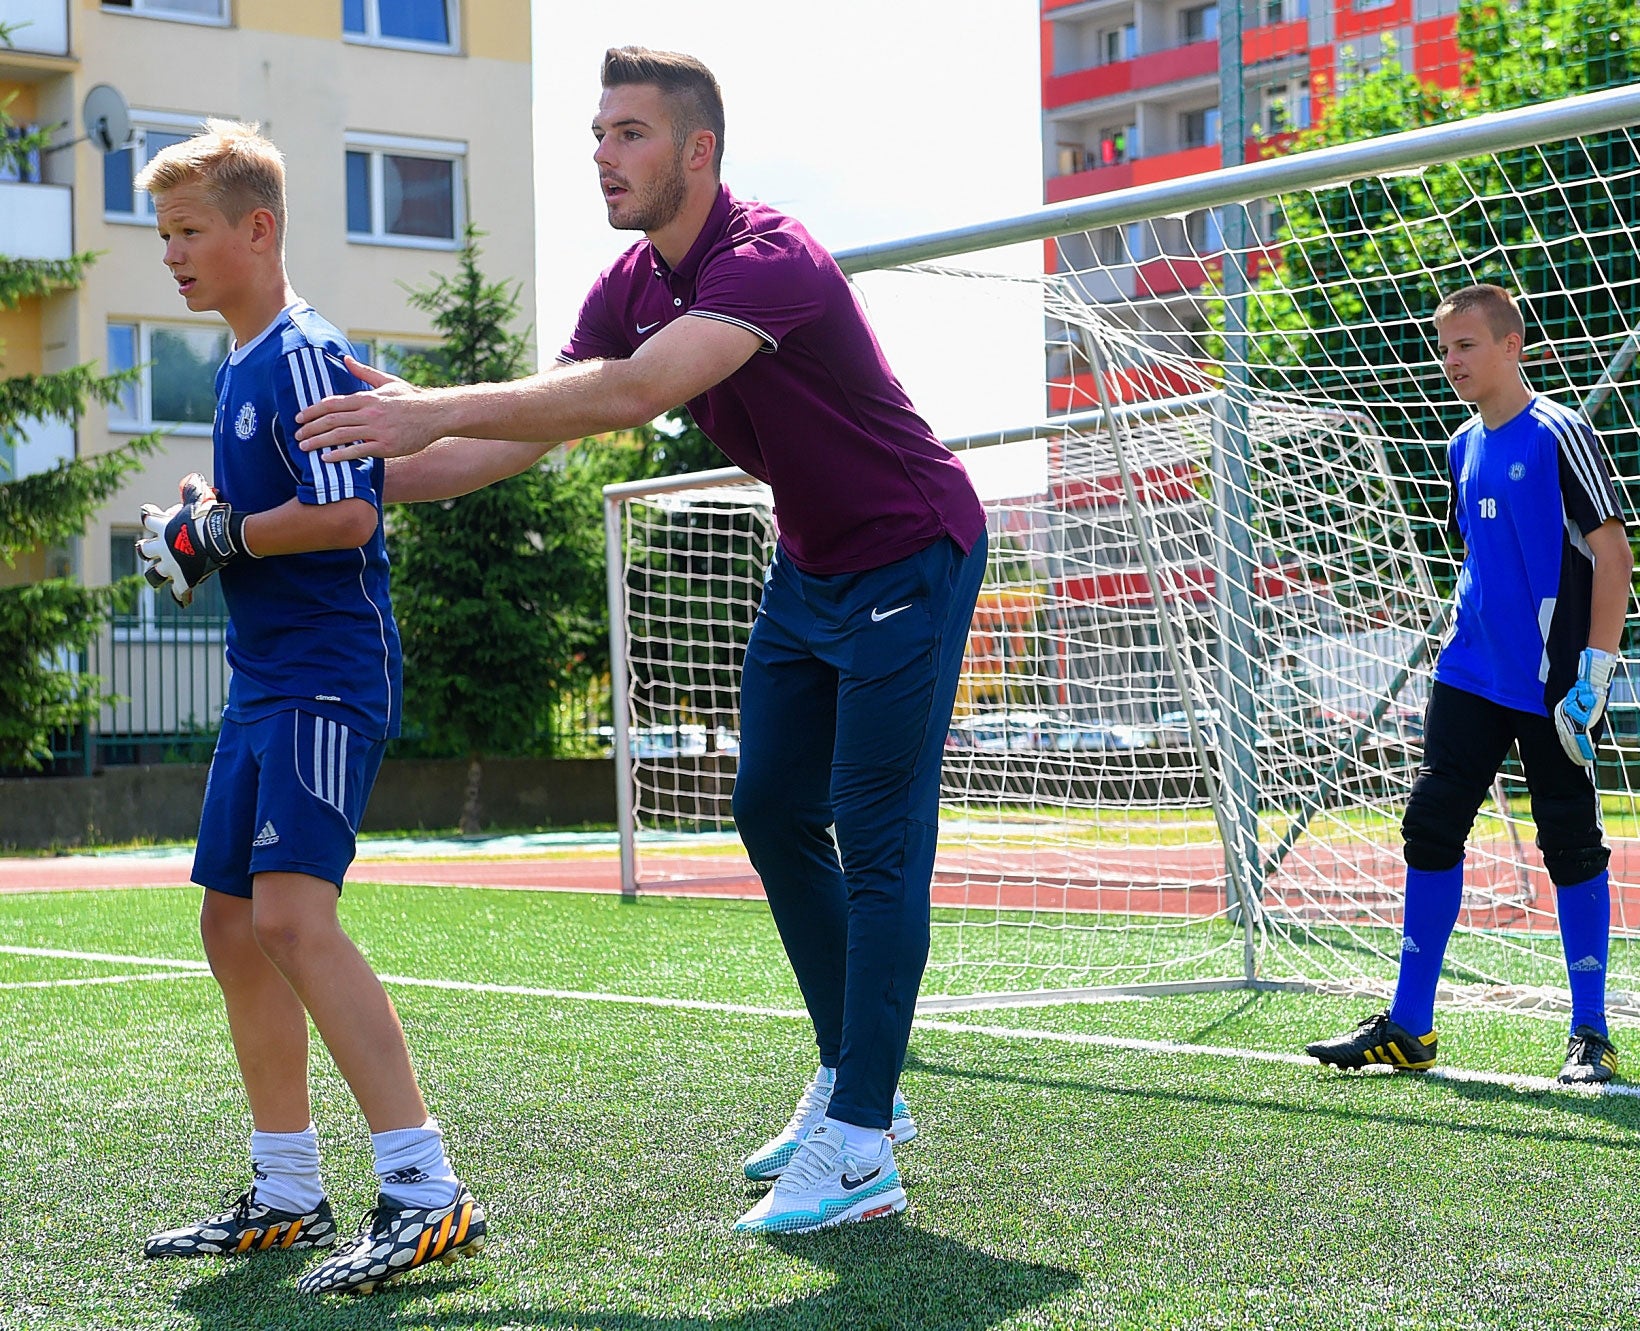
[296,315,762,464]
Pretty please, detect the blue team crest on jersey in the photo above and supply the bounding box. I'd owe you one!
[1509,462,1525,481]
[235,402,258,440]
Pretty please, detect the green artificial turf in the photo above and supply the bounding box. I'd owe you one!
[0,882,1634,1330]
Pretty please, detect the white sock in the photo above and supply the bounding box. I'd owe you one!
[371,1115,460,1208]
[249,1124,325,1214]
[814,1064,837,1090]
[820,1115,886,1157]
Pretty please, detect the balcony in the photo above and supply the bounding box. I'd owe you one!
[1,0,70,60]
[0,181,73,261]
[1044,39,1220,110]
[1132,143,1222,184]
[1243,17,1308,65]
[1130,41,1218,92]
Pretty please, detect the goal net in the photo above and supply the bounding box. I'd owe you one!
[605,88,1640,1013]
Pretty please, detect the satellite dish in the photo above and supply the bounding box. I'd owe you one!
[82,85,131,155]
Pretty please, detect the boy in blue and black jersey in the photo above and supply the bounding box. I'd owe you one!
[132,120,485,1296]
[1308,284,1633,1084]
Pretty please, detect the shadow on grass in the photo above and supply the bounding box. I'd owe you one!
[909,1046,1640,1145]
[172,1225,1081,1331]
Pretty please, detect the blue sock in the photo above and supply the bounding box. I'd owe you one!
[1389,863,1464,1036]
[1556,870,1610,1037]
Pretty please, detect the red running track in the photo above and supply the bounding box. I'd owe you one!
[6,840,1640,934]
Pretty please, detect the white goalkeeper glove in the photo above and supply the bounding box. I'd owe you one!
[1553,647,1618,767]
[135,472,254,607]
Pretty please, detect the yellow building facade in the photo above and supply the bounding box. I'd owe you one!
[2,0,534,762]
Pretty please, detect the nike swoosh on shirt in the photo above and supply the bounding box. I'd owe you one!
[636,321,660,334]
[871,605,911,622]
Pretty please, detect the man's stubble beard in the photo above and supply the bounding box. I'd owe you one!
[611,147,688,233]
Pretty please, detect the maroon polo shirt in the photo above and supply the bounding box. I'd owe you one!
[560,186,985,575]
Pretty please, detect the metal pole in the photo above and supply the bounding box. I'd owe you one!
[603,489,637,899]
[1208,0,1264,975]
[833,83,1640,275]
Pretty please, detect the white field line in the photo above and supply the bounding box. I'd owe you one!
[375,973,806,1020]
[0,971,205,991]
[0,944,211,968]
[6,944,1637,1101]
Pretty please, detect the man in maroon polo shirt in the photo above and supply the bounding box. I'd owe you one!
[295,46,987,1235]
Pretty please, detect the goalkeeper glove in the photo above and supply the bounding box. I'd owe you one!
[1553,647,1618,767]
[135,473,254,607]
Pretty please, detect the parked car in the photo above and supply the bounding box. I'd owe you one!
[947,710,1058,752]
[1051,724,1153,752]
[1150,707,1222,750]
[628,725,740,758]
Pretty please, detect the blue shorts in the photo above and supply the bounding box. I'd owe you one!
[192,710,385,898]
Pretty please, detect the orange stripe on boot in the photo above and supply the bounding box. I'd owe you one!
[429,1211,455,1259]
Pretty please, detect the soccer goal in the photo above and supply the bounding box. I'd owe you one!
[604,85,1640,1013]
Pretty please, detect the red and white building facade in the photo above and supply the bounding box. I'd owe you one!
[1035,0,1461,721]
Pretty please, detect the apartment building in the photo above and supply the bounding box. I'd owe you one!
[1040,0,1462,409]
[1028,0,1462,726]
[2,0,533,764]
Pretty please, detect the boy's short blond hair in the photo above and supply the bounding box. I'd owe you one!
[1433,283,1527,344]
[134,118,287,240]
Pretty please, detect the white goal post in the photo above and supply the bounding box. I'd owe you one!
[605,84,1640,1012]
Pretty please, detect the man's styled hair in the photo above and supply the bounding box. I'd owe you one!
[134,118,287,240]
[1434,283,1527,344]
[601,46,725,175]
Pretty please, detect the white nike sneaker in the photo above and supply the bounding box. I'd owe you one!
[734,1124,906,1235]
[742,1075,918,1180]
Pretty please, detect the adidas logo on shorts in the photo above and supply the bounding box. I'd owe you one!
[252,821,280,847]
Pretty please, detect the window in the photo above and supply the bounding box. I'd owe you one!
[1095,223,1146,265]
[1101,24,1137,62]
[103,113,199,222]
[1259,78,1313,134]
[1259,0,1308,22]
[1098,124,1136,167]
[344,0,456,51]
[346,133,465,247]
[1179,4,1219,42]
[102,0,229,22]
[1186,209,1224,254]
[107,322,228,433]
[1180,107,1221,150]
[111,527,227,633]
[352,337,450,382]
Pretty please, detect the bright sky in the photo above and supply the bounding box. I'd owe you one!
[529,1,1050,458]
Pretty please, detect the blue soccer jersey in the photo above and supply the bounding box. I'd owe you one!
[1435,394,1623,716]
[211,302,402,739]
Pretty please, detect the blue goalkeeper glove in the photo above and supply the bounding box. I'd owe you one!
[1553,647,1618,767]
[135,473,253,607]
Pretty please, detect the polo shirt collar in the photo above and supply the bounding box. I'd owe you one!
[650,184,734,285]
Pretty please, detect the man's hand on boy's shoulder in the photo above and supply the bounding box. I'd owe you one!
[135,473,254,606]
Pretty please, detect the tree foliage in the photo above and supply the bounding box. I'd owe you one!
[0,65,154,772]
[387,228,618,830]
